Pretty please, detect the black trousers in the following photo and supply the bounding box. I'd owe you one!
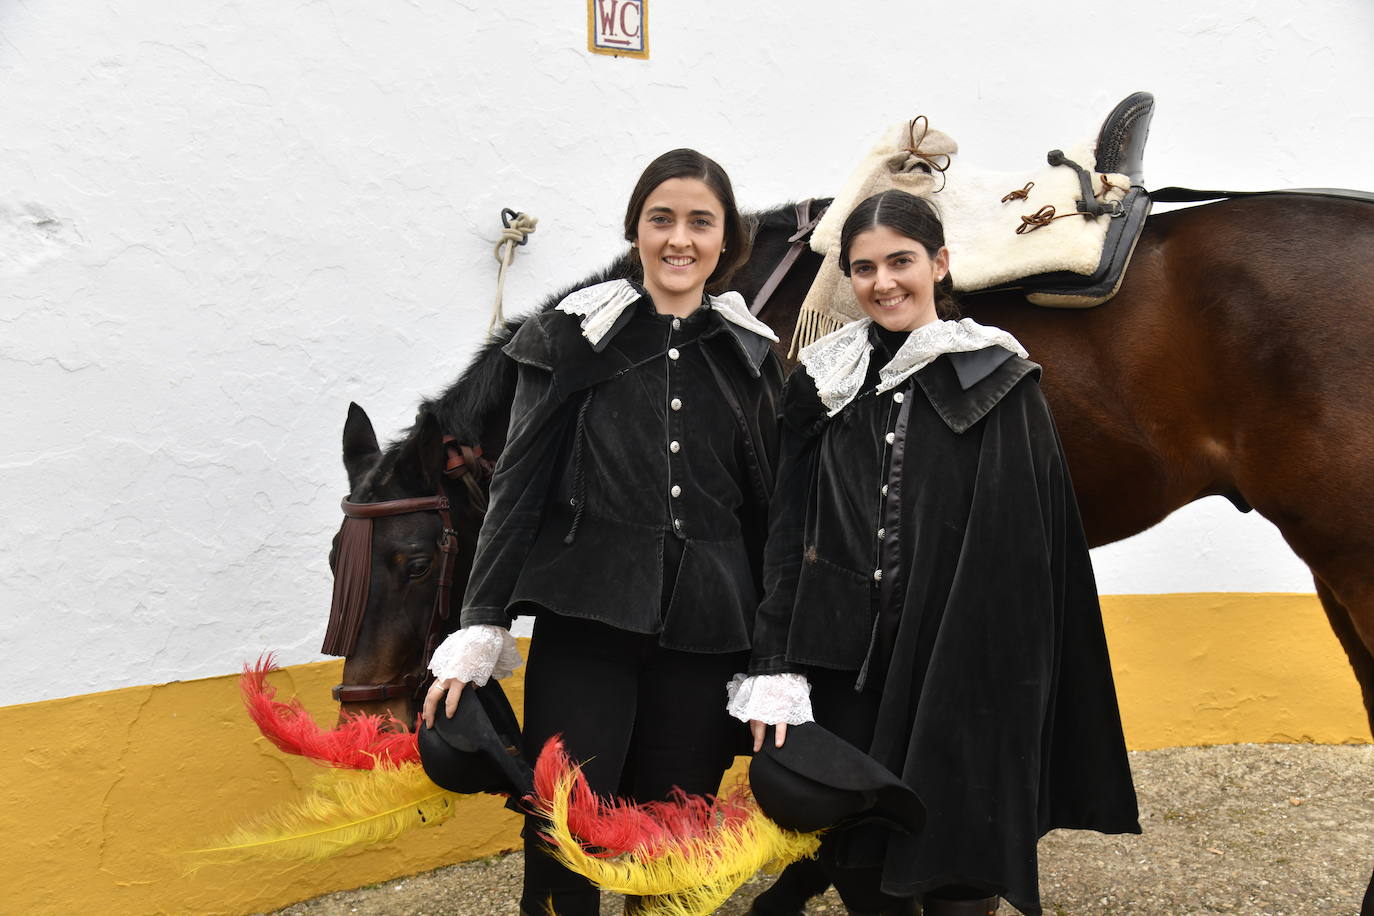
[519,612,747,916]
[807,668,908,913]
[810,669,993,913]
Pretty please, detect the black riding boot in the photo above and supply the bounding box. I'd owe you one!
[842,898,920,916]
[749,858,832,915]
[921,887,999,915]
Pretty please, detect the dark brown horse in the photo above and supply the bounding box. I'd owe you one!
[330,193,1374,903]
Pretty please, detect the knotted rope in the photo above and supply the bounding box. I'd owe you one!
[491,209,538,330]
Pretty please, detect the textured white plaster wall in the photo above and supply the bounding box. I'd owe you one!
[2,0,1370,703]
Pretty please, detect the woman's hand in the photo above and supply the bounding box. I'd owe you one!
[423,625,523,729]
[727,672,812,752]
[422,676,466,729]
[750,719,788,752]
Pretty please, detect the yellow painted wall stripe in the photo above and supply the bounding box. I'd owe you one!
[1103,593,1370,748]
[4,594,1368,915]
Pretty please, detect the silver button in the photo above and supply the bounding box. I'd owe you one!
[877,527,885,540]
[673,518,682,530]
[668,347,680,360]
[893,392,905,403]
[873,569,883,582]
[672,318,682,330]
[881,484,889,496]
[670,398,682,411]
[669,440,681,453]
[885,432,895,445]
[671,485,682,498]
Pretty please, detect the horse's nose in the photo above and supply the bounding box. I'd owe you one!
[336,698,417,731]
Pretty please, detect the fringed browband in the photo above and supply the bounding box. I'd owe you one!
[321,514,373,657]
[320,493,450,658]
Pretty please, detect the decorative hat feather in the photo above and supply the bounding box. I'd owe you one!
[241,654,420,769]
[190,762,459,868]
[530,737,820,916]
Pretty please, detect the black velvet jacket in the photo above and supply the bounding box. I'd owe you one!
[750,336,1138,915]
[460,294,782,654]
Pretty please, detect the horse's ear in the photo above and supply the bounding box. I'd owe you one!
[394,410,445,493]
[342,402,381,493]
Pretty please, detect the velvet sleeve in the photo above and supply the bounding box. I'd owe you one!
[748,368,826,675]
[459,321,573,626]
[737,350,785,598]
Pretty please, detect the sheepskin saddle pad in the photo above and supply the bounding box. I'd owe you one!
[793,94,1155,353]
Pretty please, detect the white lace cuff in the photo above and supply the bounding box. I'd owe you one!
[726,673,814,726]
[428,625,523,686]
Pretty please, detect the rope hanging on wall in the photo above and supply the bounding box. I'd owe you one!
[490,208,538,330]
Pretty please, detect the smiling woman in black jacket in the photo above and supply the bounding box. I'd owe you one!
[422,148,782,916]
[729,190,1138,916]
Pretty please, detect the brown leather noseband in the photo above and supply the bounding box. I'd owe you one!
[322,489,460,704]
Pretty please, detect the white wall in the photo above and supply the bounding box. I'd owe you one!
[2,0,1368,704]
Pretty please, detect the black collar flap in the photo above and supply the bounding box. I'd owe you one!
[701,316,773,378]
[916,348,1041,433]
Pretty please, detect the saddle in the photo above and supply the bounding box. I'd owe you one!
[978,91,1155,308]
[791,94,1157,352]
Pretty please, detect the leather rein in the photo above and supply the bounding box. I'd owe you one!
[323,440,490,705]
[750,198,828,317]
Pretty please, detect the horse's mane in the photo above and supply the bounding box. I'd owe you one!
[384,202,810,460]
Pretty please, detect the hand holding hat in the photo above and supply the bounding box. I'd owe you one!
[423,624,523,728]
[726,672,814,750]
[418,680,533,802]
[749,722,925,836]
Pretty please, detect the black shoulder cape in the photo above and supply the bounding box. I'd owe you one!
[752,349,1139,915]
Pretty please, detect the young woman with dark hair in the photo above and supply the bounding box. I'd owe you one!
[730,189,1139,916]
[421,148,783,916]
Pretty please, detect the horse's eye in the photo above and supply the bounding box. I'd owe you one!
[406,557,433,579]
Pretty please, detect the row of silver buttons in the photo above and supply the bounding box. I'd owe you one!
[873,388,905,582]
[669,317,684,532]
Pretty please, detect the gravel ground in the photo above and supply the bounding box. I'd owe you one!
[267,744,1374,915]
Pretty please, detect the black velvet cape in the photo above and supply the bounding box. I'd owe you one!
[750,348,1140,916]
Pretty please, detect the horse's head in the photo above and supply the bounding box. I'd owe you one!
[326,403,486,727]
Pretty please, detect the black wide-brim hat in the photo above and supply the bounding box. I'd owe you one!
[418,681,533,799]
[749,722,925,835]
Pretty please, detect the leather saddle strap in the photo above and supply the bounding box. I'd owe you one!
[751,199,828,317]
[1149,186,1374,205]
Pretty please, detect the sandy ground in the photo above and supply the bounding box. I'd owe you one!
[266,744,1374,915]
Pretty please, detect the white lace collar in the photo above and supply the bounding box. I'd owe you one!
[799,317,1028,416]
[555,278,779,348]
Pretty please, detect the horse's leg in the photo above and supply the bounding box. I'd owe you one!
[1313,577,1374,736]
[1309,570,1374,911]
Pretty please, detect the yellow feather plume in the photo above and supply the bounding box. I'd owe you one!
[190,762,460,868]
[539,766,821,916]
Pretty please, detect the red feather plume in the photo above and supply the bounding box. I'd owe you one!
[532,736,754,858]
[240,654,419,769]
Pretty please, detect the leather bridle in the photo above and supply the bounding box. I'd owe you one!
[323,441,490,705]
